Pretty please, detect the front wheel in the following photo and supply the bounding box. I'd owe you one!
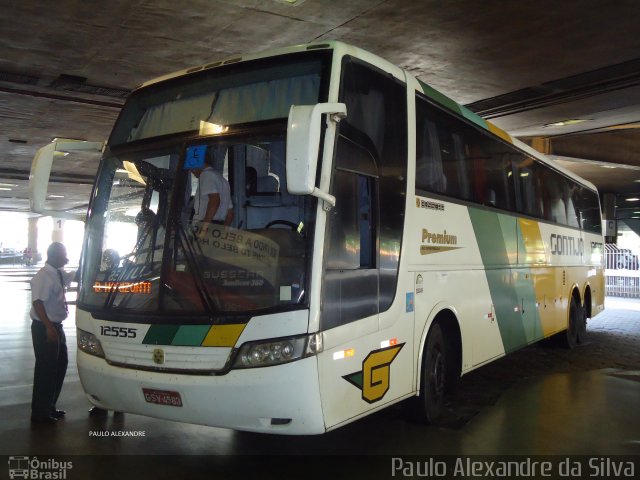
[407,323,447,424]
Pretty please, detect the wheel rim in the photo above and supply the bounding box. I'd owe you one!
[577,307,587,343]
[430,348,445,399]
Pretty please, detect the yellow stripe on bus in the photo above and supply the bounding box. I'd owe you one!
[201,324,247,347]
[487,122,513,144]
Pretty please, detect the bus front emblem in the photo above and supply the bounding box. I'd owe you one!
[343,343,405,403]
[153,348,165,365]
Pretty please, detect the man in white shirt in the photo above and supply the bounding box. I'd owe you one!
[30,242,74,424]
[192,165,234,226]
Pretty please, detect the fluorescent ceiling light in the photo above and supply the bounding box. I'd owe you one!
[48,194,65,198]
[544,119,590,127]
[625,197,640,202]
[0,187,12,191]
[0,183,17,187]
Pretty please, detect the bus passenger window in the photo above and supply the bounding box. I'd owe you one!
[416,118,446,194]
[326,171,376,270]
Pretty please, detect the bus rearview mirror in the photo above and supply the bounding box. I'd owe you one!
[29,139,104,221]
[286,103,346,206]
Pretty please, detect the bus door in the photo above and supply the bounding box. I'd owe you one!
[316,132,383,428]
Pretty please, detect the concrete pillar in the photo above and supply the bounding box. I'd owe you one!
[28,217,38,264]
[28,217,38,252]
[52,218,64,243]
[529,137,551,155]
[603,193,617,244]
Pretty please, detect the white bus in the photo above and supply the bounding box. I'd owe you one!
[32,41,604,434]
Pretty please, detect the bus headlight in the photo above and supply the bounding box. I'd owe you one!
[232,333,322,369]
[77,328,105,358]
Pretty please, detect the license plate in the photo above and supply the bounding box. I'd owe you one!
[142,388,183,407]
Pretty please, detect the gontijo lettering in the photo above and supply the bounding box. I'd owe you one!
[550,234,584,257]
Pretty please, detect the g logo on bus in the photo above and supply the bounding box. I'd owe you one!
[153,348,165,365]
[343,343,404,403]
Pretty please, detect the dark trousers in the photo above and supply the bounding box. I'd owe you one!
[31,320,68,418]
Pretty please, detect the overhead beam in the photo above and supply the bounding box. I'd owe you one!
[0,167,94,185]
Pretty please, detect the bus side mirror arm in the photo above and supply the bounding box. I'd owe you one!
[29,139,104,221]
[286,103,347,209]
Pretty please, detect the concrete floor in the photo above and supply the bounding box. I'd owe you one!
[1,265,639,477]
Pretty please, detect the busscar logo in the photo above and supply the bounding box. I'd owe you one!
[343,344,405,403]
[8,456,72,479]
[416,198,445,211]
[420,228,461,255]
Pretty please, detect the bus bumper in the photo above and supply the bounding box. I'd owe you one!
[77,351,326,435]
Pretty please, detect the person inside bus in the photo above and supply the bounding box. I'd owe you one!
[132,207,164,263]
[191,149,234,227]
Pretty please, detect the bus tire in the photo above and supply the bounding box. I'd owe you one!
[576,302,588,344]
[561,296,580,349]
[408,322,446,424]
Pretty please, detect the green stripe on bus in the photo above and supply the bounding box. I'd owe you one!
[418,79,489,131]
[468,208,527,352]
[460,106,489,130]
[143,325,180,345]
[513,268,544,343]
[418,80,464,115]
[171,325,212,346]
[512,221,543,342]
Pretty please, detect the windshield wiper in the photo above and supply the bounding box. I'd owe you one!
[103,224,156,310]
[175,222,220,313]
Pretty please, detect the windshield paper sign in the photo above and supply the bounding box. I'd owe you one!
[194,223,280,287]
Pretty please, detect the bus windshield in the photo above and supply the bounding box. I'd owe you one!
[78,51,331,322]
[79,133,316,321]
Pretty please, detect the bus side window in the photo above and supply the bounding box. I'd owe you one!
[415,97,447,195]
[564,178,580,228]
[326,136,377,270]
[416,118,446,194]
[322,134,379,329]
[451,133,471,200]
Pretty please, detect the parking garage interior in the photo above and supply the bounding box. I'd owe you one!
[1,1,639,479]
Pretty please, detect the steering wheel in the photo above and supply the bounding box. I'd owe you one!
[265,220,299,231]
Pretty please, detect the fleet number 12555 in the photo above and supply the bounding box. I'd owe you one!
[100,325,137,338]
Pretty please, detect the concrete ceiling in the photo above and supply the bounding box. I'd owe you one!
[2,0,640,227]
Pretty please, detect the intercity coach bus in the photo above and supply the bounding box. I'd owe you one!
[31,41,604,434]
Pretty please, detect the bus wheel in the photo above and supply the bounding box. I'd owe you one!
[408,323,446,424]
[562,297,580,349]
[576,302,588,344]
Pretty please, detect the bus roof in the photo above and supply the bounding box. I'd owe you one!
[135,41,598,193]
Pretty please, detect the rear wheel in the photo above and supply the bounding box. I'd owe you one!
[408,323,446,423]
[561,296,580,349]
[576,301,588,344]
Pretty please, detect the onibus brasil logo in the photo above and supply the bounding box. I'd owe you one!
[343,343,404,403]
[8,456,72,479]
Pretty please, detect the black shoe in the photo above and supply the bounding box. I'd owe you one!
[88,406,108,416]
[31,415,58,424]
[51,409,66,419]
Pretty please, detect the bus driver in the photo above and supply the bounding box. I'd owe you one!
[192,152,234,227]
